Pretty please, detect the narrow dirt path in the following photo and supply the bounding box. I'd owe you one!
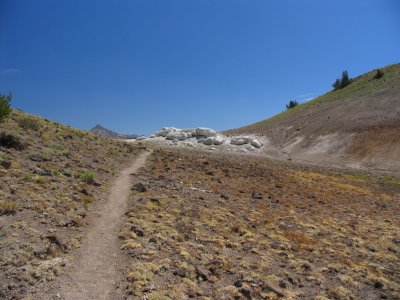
[56,150,151,300]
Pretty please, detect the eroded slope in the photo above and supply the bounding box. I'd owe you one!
[227,64,400,171]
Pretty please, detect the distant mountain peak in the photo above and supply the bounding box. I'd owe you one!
[90,124,139,139]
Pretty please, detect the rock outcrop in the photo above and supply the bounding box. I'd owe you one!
[149,127,264,150]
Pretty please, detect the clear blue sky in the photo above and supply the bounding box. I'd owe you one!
[1,0,399,134]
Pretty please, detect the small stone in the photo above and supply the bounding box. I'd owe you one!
[131,182,146,193]
[61,168,72,177]
[173,268,187,278]
[240,288,252,299]
[46,235,67,253]
[252,191,263,199]
[92,180,101,187]
[195,266,209,281]
[279,280,287,289]
[234,280,243,287]
[28,153,50,162]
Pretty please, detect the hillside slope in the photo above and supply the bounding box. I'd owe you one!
[0,110,140,298]
[227,64,400,172]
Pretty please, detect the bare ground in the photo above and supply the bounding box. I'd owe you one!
[33,150,152,300]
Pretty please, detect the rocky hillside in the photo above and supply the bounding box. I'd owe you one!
[90,124,140,139]
[227,63,400,172]
[0,110,141,299]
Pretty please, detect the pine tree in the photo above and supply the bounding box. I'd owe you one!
[286,100,298,109]
[340,70,350,88]
[0,93,12,122]
[374,69,384,79]
[332,79,341,90]
[332,70,351,90]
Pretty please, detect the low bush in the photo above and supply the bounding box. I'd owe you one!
[0,93,12,122]
[286,100,299,109]
[17,117,41,131]
[80,171,95,184]
[374,68,384,79]
[0,132,25,150]
[0,200,18,215]
[332,70,351,90]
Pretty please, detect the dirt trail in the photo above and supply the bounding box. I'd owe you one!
[55,150,151,300]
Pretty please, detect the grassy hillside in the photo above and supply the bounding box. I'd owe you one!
[228,63,400,134]
[0,109,141,298]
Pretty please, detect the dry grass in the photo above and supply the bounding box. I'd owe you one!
[120,147,400,299]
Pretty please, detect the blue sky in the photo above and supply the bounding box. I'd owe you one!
[0,0,399,135]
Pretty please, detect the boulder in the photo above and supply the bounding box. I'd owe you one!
[241,136,252,144]
[155,127,179,137]
[232,139,245,145]
[166,131,188,141]
[213,137,224,145]
[196,127,217,137]
[182,128,197,136]
[203,137,215,145]
[231,136,251,145]
[250,139,263,148]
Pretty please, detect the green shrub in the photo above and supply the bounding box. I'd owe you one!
[332,70,352,90]
[286,100,299,110]
[0,93,12,122]
[17,117,41,131]
[374,69,384,79]
[0,132,25,150]
[80,171,95,184]
[0,200,18,215]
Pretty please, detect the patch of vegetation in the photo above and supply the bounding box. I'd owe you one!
[0,200,18,215]
[17,117,41,131]
[286,100,298,109]
[0,132,25,150]
[0,93,12,123]
[374,68,384,79]
[332,70,351,90]
[80,171,95,184]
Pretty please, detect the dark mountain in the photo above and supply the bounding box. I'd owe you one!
[90,125,140,139]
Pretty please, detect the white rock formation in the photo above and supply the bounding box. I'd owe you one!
[196,127,217,137]
[203,137,215,145]
[150,127,264,150]
[231,138,245,145]
[213,137,224,145]
[166,131,188,141]
[250,139,263,148]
